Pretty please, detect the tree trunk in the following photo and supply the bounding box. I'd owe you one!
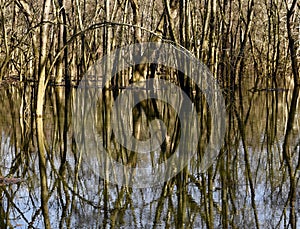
[286,0,299,86]
[56,0,68,84]
[36,0,52,117]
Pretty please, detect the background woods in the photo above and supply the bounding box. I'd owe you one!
[0,0,299,87]
[0,0,299,228]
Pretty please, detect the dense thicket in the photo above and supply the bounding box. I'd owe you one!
[0,0,299,85]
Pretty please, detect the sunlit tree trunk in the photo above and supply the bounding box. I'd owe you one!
[36,0,52,117]
[0,1,10,80]
[103,0,112,88]
[208,0,217,77]
[286,0,299,86]
[56,0,68,84]
[199,0,212,63]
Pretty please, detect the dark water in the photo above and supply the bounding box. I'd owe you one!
[0,79,299,228]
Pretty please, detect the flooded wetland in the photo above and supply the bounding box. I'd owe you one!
[0,0,299,228]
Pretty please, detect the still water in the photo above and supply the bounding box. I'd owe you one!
[0,78,299,228]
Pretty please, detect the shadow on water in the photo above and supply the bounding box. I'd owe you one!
[0,79,299,228]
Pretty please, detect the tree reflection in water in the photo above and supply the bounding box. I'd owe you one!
[0,80,299,228]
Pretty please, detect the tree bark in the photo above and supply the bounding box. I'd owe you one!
[36,0,52,117]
